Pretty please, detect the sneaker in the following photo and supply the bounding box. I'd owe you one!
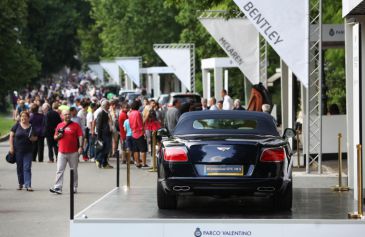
[90,158,95,162]
[135,164,142,168]
[103,163,114,169]
[49,187,62,194]
[82,155,89,161]
[95,160,101,168]
[142,164,149,168]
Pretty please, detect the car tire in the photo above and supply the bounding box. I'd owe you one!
[157,181,177,209]
[273,181,292,211]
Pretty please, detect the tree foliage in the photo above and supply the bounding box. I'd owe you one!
[0,0,348,113]
[25,0,90,76]
[84,0,182,66]
[0,0,40,109]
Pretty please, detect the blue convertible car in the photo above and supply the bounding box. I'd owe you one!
[157,111,295,210]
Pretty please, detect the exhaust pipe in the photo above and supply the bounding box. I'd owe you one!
[257,187,276,192]
[173,186,191,192]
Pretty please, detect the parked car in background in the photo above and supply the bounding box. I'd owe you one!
[167,93,202,111]
[125,92,141,105]
[119,90,136,102]
[157,94,169,108]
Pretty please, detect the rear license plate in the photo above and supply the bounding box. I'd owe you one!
[204,165,244,176]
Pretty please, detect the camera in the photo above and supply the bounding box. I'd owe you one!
[57,128,65,136]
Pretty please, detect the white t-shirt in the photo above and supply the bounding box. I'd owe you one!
[93,107,102,134]
[210,104,219,111]
[86,111,94,130]
[223,95,233,110]
[77,109,88,130]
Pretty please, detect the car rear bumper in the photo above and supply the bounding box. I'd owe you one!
[160,177,289,196]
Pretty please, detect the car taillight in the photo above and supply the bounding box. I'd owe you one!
[163,147,188,162]
[260,147,285,163]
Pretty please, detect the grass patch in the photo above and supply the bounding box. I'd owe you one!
[0,114,14,137]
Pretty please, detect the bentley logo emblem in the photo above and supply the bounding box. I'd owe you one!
[217,147,230,152]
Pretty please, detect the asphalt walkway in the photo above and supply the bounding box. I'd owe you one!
[0,141,153,237]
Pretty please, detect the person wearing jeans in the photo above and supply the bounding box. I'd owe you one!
[43,103,62,162]
[50,109,83,194]
[9,111,38,191]
[30,103,45,162]
[86,103,97,161]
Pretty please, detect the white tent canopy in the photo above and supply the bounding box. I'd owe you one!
[153,44,195,92]
[99,61,120,85]
[115,57,141,87]
[199,16,260,85]
[87,63,104,83]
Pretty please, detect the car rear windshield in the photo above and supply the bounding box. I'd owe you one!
[127,93,140,100]
[174,95,201,103]
[192,119,257,130]
[158,96,169,104]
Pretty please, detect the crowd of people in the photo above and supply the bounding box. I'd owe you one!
[8,78,273,194]
[8,81,169,193]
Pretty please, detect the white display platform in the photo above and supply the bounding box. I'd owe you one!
[70,187,365,237]
[71,219,365,237]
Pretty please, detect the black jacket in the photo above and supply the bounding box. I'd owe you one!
[44,110,62,137]
[96,110,111,139]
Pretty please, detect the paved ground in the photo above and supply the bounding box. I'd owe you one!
[0,141,153,237]
[0,139,349,237]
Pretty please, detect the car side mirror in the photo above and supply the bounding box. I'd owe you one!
[157,128,169,137]
[283,128,296,139]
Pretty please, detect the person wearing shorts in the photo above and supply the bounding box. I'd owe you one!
[119,103,129,163]
[123,118,134,164]
[129,101,148,168]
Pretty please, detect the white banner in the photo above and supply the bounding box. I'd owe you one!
[115,57,141,87]
[100,61,120,85]
[343,0,363,17]
[154,45,193,91]
[234,0,309,87]
[199,17,260,85]
[88,63,104,83]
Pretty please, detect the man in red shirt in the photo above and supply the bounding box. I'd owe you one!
[50,109,83,194]
[118,103,130,164]
[129,101,148,168]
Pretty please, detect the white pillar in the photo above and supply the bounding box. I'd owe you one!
[214,67,223,100]
[152,73,161,98]
[181,84,187,93]
[202,69,209,99]
[345,16,365,199]
[288,70,294,130]
[345,19,355,191]
[124,75,131,90]
[360,18,365,198]
[147,74,152,95]
[224,69,229,93]
[173,77,180,92]
[281,60,289,129]
[244,77,252,106]
[207,72,211,100]
[281,60,294,148]
[301,84,307,163]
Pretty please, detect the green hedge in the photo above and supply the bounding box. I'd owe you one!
[0,115,14,137]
